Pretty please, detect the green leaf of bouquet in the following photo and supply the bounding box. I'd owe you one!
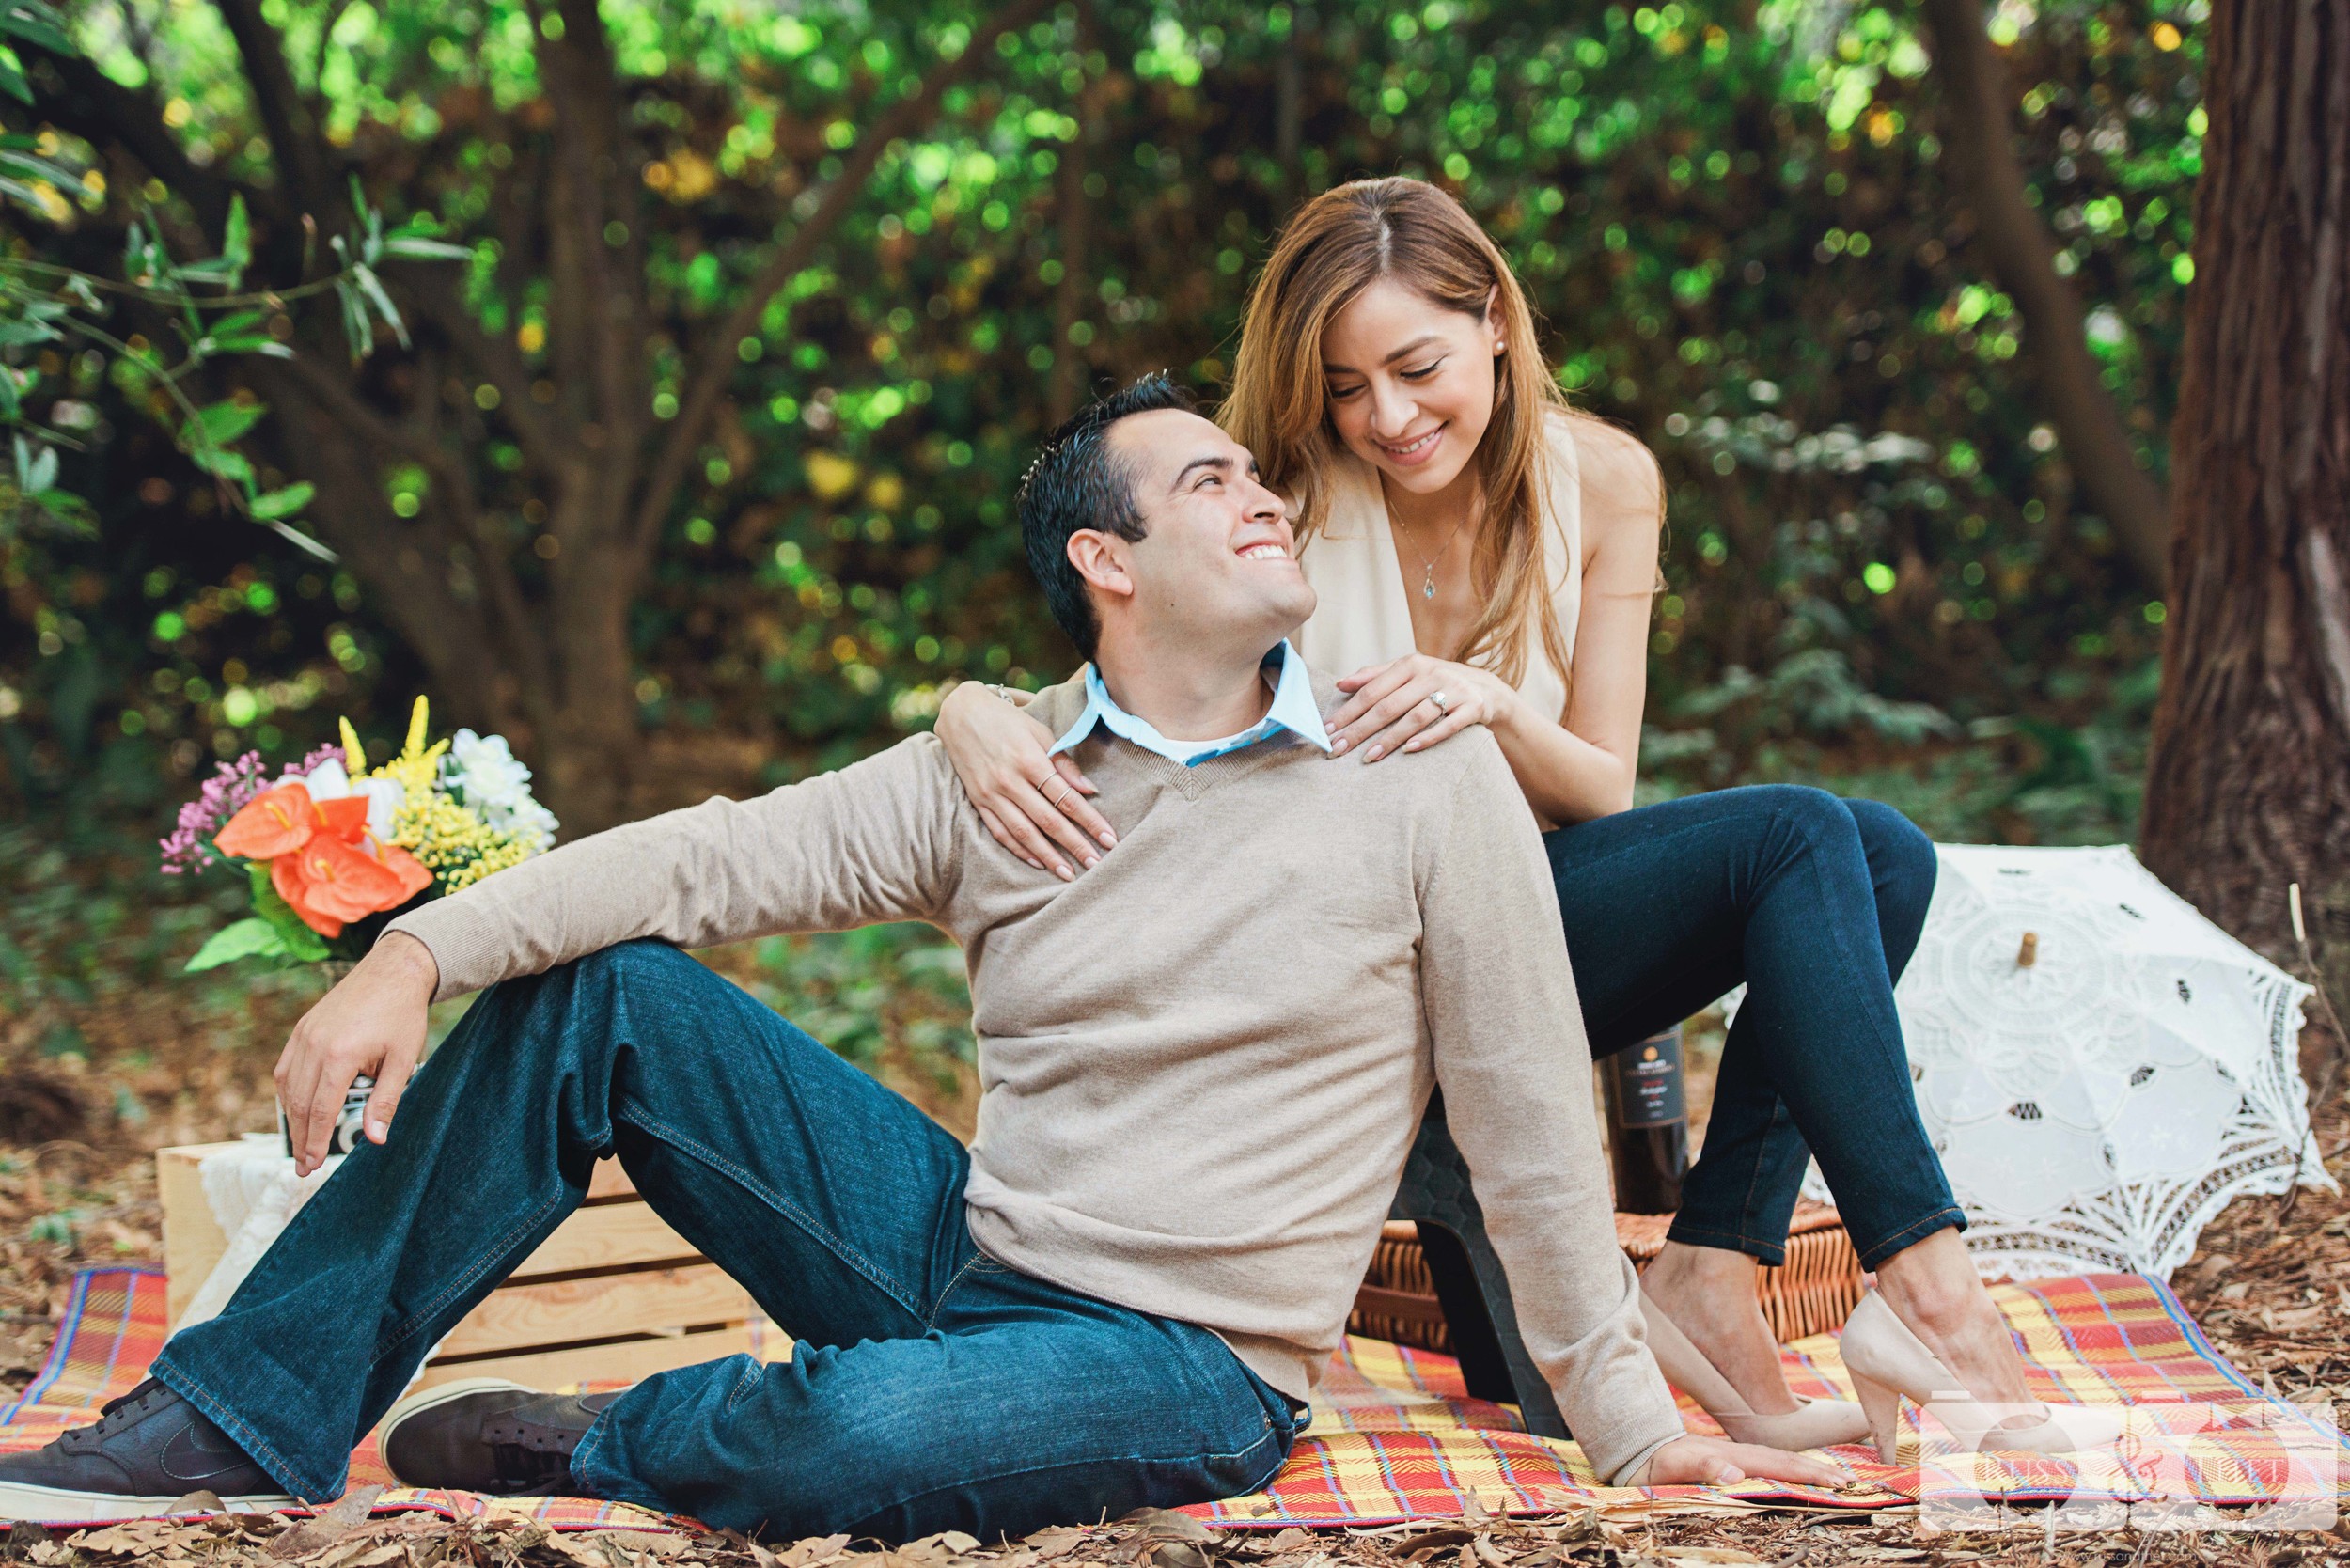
[184,917,286,973]
[249,481,313,520]
[248,863,331,962]
[0,48,30,106]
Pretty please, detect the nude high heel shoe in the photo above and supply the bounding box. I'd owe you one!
[1638,1285,1872,1451]
[1838,1291,2126,1465]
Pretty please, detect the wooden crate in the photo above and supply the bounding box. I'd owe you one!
[1350,1201,1865,1352]
[158,1143,776,1390]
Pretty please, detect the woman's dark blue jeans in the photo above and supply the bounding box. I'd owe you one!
[149,941,1299,1540]
[1545,783,1965,1271]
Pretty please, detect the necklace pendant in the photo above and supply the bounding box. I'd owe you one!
[1421,569,1436,599]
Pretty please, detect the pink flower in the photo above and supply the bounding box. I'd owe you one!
[160,745,352,876]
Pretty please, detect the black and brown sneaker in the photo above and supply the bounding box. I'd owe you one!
[0,1377,293,1523]
[379,1378,621,1496]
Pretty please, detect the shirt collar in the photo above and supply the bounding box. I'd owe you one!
[1050,640,1333,767]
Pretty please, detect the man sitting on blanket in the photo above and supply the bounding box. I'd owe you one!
[0,375,1841,1536]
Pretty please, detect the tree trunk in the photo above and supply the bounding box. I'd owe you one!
[2140,0,2350,1013]
[540,547,640,832]
[1919,0,2172,588]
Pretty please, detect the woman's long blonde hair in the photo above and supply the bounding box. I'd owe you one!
[1221,177,1573,688]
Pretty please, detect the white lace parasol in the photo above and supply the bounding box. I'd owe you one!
[1742,843,2330,1281]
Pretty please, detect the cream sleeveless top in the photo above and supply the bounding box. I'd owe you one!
[1294,413,1585,723]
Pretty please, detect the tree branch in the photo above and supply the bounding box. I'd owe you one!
[393,265,564,464]
[26,51,239,236]
[274,352,555,699]
[257,364,531,734]
[1920,0,2171,588]
[536,0,645,465]
[207,0,342,227]
[627,0,1058,561]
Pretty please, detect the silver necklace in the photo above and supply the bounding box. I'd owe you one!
[1391,509,1467,600]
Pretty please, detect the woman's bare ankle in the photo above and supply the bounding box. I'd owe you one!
[1872,1231,2033,1406]
[1643,1243,1800,1415]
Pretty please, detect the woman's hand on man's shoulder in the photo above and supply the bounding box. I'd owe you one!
[1327,653,1518,761]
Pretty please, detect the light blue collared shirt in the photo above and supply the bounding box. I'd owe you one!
[1049,640,1333,767]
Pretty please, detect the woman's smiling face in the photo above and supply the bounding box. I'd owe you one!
[1320,277,1503,497]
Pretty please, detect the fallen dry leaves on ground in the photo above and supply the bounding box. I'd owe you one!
[8,1491,2349,1568]
[1,1049,2348,1562]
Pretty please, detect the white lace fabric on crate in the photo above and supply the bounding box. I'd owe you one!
[1728,843,2331,1282]
[175,1135,342,1332]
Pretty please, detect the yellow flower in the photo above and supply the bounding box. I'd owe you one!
[327,695,548,899]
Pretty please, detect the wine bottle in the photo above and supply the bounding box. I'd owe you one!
[1604,1025,1690,1215]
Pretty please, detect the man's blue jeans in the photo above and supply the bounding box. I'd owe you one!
[1548,784,1966,1271]
[150,941,1300,1540]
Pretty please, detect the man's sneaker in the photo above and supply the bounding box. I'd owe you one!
[0,1377,293,1523]
[379,1378,620,1496]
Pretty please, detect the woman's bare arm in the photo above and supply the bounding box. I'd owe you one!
[1481,419,1661,823]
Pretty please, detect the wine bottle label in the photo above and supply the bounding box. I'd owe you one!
[1608,1031,1684,1127]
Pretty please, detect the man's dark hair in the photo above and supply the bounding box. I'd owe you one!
[1017,372,1198,658]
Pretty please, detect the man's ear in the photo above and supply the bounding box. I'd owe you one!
[1066,529,1136,603]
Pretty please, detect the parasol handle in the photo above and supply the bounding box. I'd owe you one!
[2017,931,2039,968]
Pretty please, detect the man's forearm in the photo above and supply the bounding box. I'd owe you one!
[373,930,440,999]
[385,739,961,1003]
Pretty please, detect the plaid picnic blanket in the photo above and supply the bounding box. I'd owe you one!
[3,1266,2340,1530]
[0,1268,680,1534]
[1188,1270,2348,1524]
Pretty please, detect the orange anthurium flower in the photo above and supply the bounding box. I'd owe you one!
[378,842,433,902]
[271,851,344,937]
[313,794,372,843]
[215,783,320,860]
[274,834,416,935]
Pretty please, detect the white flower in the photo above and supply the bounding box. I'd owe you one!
[291,757,402,840]
[441,729,558,854]
[488,795,559,855]
[443,729,533,808]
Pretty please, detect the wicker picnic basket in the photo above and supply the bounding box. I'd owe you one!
[1350,1200,1864,1352]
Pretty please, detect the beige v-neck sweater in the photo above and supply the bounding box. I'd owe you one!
[385,669,1685,1482]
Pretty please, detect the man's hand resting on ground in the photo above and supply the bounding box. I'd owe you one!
[275,931,440,1176]
[1634,1434,1853,1489]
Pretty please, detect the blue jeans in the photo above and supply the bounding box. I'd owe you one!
[1547,784,1964,1270]
[151,941,1300,1539]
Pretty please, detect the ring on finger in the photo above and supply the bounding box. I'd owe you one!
[1043,776,1073,808]
[1428,689,1450,716]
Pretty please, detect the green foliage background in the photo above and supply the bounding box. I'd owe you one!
[0,0,2206,1103]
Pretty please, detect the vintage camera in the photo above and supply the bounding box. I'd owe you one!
[277,1075,374,1159]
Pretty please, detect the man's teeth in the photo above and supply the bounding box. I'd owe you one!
[1239,543,1287,560]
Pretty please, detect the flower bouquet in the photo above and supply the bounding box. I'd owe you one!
[164,697,557,971]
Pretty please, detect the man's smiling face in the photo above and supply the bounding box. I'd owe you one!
[1094,408,1317,651]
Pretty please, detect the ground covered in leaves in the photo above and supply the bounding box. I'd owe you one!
[0,993,2345,1562]
[8,1485,2347,1568]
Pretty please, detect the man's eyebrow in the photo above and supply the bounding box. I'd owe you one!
[1323,335,1448,377]
[1169,453,1236,491]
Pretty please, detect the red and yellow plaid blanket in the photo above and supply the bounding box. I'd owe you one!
[3,1267,2339,1530]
